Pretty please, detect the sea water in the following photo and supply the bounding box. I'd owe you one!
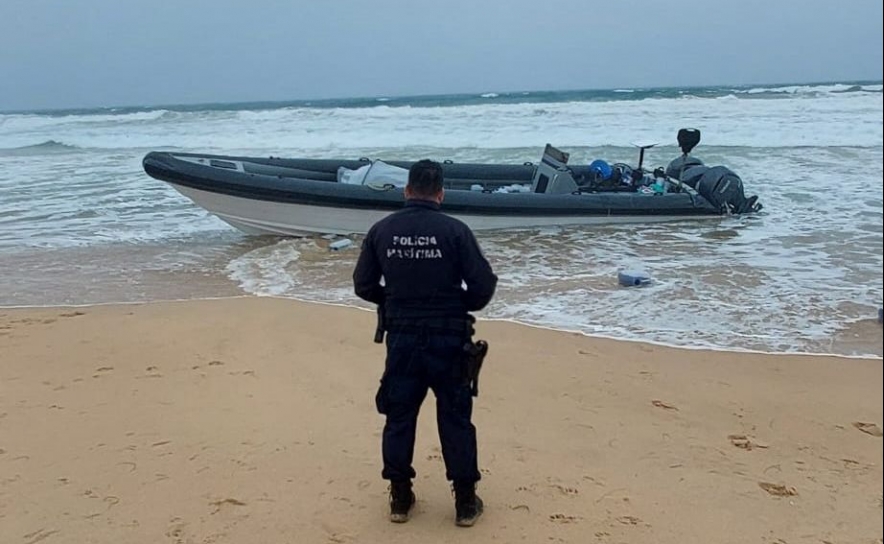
[1,82,881,356]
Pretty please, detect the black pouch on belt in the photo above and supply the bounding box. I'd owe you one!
[462,340,489,397]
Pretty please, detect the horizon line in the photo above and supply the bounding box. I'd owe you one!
[2,77,881,116]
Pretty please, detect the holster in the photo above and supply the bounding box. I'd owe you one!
[462,339,489,397]
[373,304,386,344]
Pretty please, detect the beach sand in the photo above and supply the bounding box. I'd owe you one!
[1,297,881,544]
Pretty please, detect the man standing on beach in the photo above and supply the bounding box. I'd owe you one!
[353,159,498,527]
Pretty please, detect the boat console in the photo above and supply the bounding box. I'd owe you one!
[531,144,579,194]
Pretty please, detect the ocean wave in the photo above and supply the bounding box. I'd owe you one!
[5,139,80,151]
[740,82,883,95]
[1,85,880,151]
[0,139,84,156]
[0,109,173,145]
[0,109,169,127]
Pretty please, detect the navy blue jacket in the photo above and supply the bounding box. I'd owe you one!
[353,199,498,319]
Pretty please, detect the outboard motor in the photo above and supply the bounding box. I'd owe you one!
[666,127,762,214]
[678,165,709,188]
[693,166,762,214]
[666,155,705,180]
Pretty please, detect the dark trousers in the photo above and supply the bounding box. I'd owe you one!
[376,328,480,484]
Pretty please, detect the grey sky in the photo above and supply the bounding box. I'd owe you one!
[1,0,882,111]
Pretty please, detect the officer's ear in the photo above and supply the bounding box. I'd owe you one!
[437,188,445,204]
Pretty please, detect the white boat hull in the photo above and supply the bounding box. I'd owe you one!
[171,184,717,236]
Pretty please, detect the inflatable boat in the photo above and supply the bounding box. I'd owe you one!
[141,129,762,236]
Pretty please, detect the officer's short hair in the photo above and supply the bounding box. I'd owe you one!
[407,159,444,197]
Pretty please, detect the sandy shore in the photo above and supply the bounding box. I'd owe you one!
[1,297,881,544]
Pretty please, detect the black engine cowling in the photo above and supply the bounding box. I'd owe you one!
[665,155,705,179]
[666,158,762,214]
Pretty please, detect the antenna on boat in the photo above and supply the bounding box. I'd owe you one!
[631,141,658,171]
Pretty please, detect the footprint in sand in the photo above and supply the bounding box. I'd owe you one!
[852,422,883,437]
[651,400,678,411]
[139,366,163,379]
[326,533,357,543]
[549,513,581,523]
[552,484,579,497]
[23,528,60,544]
[759,482,797,497]
[728,434,769,451]
[165,518,189,544]
[209,498,247,515]
[59,311,85,318]
[208,360,225,367]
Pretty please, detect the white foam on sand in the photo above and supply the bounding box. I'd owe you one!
[221,209,882,357]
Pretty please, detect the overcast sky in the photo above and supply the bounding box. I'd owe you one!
[1,0,882,111]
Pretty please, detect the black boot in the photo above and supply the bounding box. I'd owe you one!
[453,481,484,527]
[389,480,415,523]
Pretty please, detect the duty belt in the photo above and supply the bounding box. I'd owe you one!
[383,316,475,336]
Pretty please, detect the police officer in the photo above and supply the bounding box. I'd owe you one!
[353,159,498,527]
